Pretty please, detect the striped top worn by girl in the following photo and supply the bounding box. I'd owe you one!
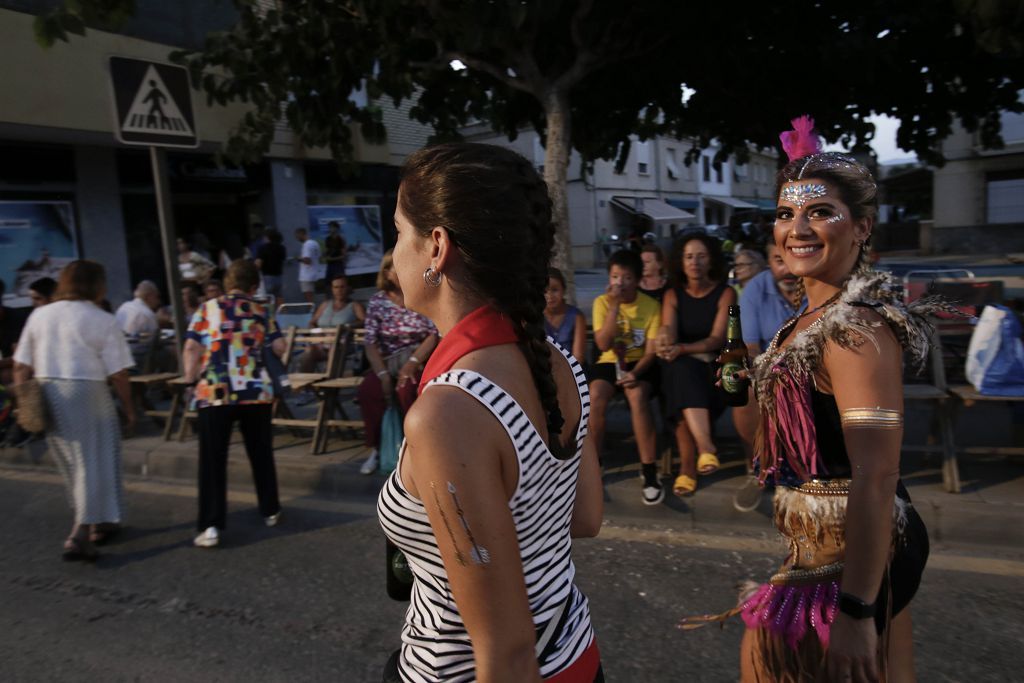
[377,341,594,682]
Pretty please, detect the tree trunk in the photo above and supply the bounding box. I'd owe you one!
[542,88,576,298]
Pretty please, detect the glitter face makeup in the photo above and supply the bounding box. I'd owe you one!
[840,407,903,430]
[824,213,845,224]
[780,183,828,208]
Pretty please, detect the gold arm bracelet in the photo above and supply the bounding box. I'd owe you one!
[840,407,903,430]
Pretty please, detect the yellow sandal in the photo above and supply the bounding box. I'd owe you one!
[697,452,720,475]
[673,474,697,497]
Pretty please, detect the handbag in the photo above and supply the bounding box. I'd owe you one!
[13,379,50,433]
[379,404,404,474]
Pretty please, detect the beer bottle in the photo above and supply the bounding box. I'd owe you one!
[386,538,413,601]
[720,305,749,407]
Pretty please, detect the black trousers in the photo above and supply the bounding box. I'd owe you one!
[197,404,280,531]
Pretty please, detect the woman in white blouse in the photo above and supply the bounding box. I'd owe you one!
[13,261,135,562]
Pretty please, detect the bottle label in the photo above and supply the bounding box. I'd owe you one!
[722,360,745,394]
[726,317,741,341]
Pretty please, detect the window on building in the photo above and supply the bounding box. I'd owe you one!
[702,156,711,182]
[999,110,1024,144]
[665,147,680,180]
[734,162,748,182]
[987,175,1024,223]
[715,162,723,183]
[636,140,651,175]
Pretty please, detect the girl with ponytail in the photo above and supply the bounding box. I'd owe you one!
[377,143,604,683]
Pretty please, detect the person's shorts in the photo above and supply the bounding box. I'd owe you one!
[589,360,659,393]
[263,275,283,297]
[299,279,316,294]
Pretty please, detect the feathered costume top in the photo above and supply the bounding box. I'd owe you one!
[752,268,954,485]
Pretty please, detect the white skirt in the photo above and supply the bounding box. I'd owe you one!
[41,379,124,525]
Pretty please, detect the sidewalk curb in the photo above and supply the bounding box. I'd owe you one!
[3,440,1021,556]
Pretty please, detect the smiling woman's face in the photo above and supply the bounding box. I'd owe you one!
[773,179,868,284]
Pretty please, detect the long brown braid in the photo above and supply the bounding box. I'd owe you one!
[399,144,569,458]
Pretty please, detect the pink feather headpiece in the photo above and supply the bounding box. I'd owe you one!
[780,115,822,162]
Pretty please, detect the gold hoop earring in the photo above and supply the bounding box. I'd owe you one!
[423,266,442,288]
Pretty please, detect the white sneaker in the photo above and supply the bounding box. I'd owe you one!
[360,449,379,475]
[193,526,219,548]
[264,511,282,527]
[642,482,665,506]
[733,476,764,512]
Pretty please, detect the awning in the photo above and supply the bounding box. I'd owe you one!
[611,196,695,222]
[666,198,700,210]
[751,199,778,210]
[703,195,758,209]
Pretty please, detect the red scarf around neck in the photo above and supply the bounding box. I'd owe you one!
[418,305,519,394]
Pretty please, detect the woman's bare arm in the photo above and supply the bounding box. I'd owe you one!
[823,312,903,682]
[12,362,33,385]
[403,391,542,683]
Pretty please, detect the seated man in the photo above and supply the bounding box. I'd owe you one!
[115,281,168,371]
[116,280,162,337]
[589,249,663,505]
[732,242,805,510]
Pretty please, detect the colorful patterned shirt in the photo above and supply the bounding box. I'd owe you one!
[186,294,282,409]
[364,291,437,357]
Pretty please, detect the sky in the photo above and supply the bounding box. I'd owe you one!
[828,114,917,165]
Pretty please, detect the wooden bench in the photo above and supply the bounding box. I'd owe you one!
[946,384,1024,458]
[271,325,351,453]
[128,372,180,437]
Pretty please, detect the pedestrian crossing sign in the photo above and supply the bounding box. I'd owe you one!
[109,56,198,148]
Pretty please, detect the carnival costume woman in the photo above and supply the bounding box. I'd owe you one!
[682,118,953,681]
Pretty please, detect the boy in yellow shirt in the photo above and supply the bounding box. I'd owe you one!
[590,250,663,504]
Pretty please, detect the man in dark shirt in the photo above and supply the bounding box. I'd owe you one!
[255,228,287,308]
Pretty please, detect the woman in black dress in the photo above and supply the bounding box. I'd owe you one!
[657,233,735,496]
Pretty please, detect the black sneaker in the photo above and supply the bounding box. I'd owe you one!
[642,481,665,506]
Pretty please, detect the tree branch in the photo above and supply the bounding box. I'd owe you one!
[555,0,599,91]
[445,51,536,95]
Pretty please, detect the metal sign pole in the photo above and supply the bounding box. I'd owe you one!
[150,146,186,371]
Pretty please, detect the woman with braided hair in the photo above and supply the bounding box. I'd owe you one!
[683,118,942,682]
[377,143,604,683]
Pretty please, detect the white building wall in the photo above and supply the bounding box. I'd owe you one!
[461,126,780,267]
[933,118,1024,228]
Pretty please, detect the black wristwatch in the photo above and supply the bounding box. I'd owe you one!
[838,592,877,619]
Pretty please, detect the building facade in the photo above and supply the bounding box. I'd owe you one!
[930,107,1024,253]
[0,3,432,306]
[463,124,778,267]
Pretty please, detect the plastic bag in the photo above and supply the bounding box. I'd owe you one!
[379,404,404,473]
[965,304,1024,396]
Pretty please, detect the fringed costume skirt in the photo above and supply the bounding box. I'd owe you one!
[686,478,928,682]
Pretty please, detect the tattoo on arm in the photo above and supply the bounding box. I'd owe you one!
[429,481,491,567]
[840,407,903,430]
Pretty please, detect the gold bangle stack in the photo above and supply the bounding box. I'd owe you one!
[840,407,902,430]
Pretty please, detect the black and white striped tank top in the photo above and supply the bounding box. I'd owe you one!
[377,341,593,682]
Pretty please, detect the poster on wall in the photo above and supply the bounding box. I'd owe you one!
[0,201,79,307]
[307,205,383,277]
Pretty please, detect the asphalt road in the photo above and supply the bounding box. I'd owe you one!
[1,469,1020,682]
